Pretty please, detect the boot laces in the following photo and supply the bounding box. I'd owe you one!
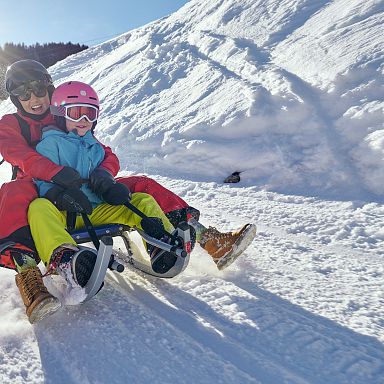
[19,267,46,302]
[203,227,232,241]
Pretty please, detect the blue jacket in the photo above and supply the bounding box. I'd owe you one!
[35,126,105,207]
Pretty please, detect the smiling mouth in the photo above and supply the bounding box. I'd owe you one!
[31,104,43,110]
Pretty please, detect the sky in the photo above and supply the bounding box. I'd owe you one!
[0,0,189,47]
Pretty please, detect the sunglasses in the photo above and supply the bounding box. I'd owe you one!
[11,80,49,101]
[50,103,99,123]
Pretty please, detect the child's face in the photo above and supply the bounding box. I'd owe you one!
[66,117,93,136]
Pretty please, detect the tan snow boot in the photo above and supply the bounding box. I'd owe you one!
[15,266,61,324]
[200,223,256,270]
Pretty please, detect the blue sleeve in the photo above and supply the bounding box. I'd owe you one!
[34,137,61,197]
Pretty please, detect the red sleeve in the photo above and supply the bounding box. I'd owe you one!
[99,142,120,176]
[0,114,63,180]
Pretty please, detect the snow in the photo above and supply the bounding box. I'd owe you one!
[43,272,87,306]
[0,0,383,383]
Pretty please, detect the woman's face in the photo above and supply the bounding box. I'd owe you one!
[18,92,50,115]
[65,117,93,136]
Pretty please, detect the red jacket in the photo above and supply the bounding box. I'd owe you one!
[0,110,189,270]
[0,109,120,270]
[0,110,120,180]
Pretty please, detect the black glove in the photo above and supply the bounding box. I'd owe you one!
[89,168,115,196]
[46,186,93,215]
[102,182,131,205]
[52,166,82,189]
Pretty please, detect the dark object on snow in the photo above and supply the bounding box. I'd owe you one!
[224,171,241,183]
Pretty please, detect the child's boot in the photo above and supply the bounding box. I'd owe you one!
[149,235,177,274]
[11,244,61,324]
[200,224,256,270]
[50,244,98,288]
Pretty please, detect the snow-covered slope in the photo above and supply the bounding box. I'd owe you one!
[2,0,382,199]
[0,0,383,383]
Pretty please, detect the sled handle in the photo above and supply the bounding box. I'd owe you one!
[80,178,176,241]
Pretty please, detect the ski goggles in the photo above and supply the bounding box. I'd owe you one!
[10,80,49,101]
[50,103,99,123]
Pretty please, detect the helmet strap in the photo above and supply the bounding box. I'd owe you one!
[91,121,97,133]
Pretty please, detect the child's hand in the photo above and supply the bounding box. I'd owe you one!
[102,183,131,205]
[89,167,115,196]
[51,166,82,189]
[45,186,93,214]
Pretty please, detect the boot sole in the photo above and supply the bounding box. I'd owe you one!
[29,297,62,324]
[72,250,97,288]
[151,250,177,274]
[216,224,257,270]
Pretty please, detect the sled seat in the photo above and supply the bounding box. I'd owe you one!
[69,224,131,245]
[69,224,134,267]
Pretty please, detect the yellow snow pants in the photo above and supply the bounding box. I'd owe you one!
[28,192,174,266]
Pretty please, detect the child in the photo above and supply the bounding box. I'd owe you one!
[22,81,256,322]
[22,81,176,315]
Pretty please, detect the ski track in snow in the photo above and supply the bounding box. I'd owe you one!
[1,176,383,384]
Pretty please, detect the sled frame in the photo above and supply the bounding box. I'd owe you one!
[69,223,190,278]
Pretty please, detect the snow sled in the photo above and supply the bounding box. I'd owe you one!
[69,210,192,302]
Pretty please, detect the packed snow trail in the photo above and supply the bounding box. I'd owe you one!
[1,176,383,384]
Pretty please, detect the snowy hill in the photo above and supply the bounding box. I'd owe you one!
[0,0,383,383]
[2,0,383,199]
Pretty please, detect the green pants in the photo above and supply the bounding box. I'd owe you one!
[28,192,174,266]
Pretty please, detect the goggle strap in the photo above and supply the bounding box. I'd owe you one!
[50,105,65,116]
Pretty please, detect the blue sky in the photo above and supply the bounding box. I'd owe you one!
[0,0,189,47]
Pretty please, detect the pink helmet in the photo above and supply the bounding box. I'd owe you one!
[51,81,99,108]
